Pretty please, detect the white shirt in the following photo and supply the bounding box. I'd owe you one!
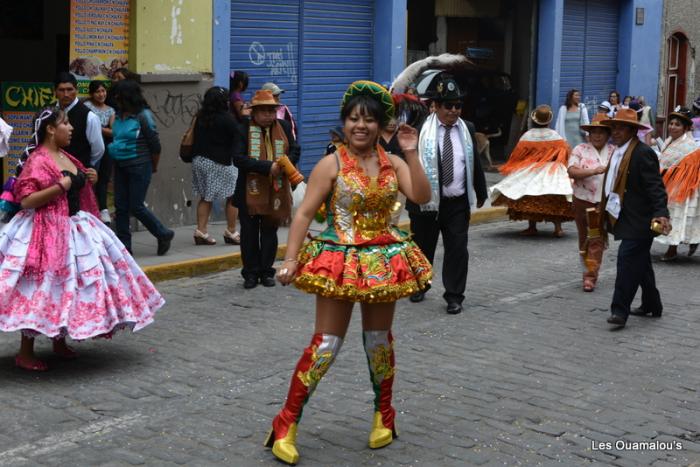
[438,120,466,197]
[64,97,105,166]
[604,138,632,219]
[604,138,631,197]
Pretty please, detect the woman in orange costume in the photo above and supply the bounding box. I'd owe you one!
[654,108,699,260]
[490,104,574,237]
[265,81,432,465]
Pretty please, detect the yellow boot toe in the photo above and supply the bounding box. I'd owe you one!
[368,412,397,449]
[265,423,300,465]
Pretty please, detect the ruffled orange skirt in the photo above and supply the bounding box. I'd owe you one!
[293,238,432,303]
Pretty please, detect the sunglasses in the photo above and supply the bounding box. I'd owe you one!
[442,102,462,110]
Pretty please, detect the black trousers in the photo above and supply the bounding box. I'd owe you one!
[409,195,471,304]
[238,203,278,280]
[611,238,663,318]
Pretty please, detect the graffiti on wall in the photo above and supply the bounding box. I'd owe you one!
[150,90,201,129]
[248,41,298,85]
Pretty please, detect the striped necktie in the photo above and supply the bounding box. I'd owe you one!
[442,125,454,186]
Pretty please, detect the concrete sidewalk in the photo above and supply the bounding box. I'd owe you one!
[136,172,507,282]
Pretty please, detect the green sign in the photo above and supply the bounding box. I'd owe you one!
[1,82,55,112]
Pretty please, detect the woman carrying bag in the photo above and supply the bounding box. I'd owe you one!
[189,86,242,245]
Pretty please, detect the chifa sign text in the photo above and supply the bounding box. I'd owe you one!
[1,82,56,112]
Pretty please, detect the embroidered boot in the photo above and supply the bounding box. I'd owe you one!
[363,329,398,449]
[264,333,343,465]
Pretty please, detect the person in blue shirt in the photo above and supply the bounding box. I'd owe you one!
[109,80,174,256]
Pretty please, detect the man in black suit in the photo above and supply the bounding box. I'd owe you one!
[232,89,300,289]
[600,108,671,328]
[407,75,488,314]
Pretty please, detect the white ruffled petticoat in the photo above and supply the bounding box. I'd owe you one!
[489,162,573,202]
[655,192,700,246]
[0,210,164,339]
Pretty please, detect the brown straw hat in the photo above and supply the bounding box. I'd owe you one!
[580,112,612,132]
[530,104,553,126]
[600,108,646,130]
[250,89,280,107]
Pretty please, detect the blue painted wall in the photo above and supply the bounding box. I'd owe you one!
[374,0,407,85]
[617,0,663,113]
[535,0,565,110]
[212,0,231,88]
[214,0,405,89]
[536,0,662,116]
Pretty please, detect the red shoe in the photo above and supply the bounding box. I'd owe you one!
[15,355,48,371]
[583,280,595,292]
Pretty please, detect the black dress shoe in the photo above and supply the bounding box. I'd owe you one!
[607,315,627,327]
[629,307,662,317]
[243,277,258,289]
[409,292,425,303]
[157,230,175,256]
[446,302,462,315]
[260,276,276,287]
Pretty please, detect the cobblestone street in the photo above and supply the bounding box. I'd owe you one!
[0,220,699,466]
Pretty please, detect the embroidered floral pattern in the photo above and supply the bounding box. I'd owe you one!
[368,342,395,385]
[297,345,335,388]
[0,210,163,339]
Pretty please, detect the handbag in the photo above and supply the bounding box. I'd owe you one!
[179,115,197,163]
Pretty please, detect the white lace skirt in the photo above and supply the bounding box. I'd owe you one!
[0,210,163,339]
[489,163,573,202]
[655,191,700,245]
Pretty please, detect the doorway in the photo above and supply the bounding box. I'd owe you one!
[665,32,689,120]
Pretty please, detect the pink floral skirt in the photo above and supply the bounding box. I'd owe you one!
[0,210,164,339]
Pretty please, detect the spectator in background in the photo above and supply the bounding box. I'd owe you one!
[325,126,344,155]
[262,82,297,139]
[112,67,138,82]
[608,90,622,116]
[691,97,700,143]
[555,89,590,148]
[54,72,104,168]
[628,99,654,145]
[84,80,115,225]
[637,96,655,135]
[229,71,250,122]
[190,86,242,246]
[232,89,300,289]
[622,95,633,108]
[109,80,174,256]
[598,101,614,118]
[379,117,401,155]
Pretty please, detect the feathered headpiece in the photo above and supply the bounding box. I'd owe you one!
[390,53,475,95]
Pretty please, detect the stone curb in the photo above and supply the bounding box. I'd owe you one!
[142,206,508,283]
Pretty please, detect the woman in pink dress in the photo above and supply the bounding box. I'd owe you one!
[0,108,164,371]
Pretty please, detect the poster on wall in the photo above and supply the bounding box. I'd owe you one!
[1,82,56,180]
[69,0,129,80]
